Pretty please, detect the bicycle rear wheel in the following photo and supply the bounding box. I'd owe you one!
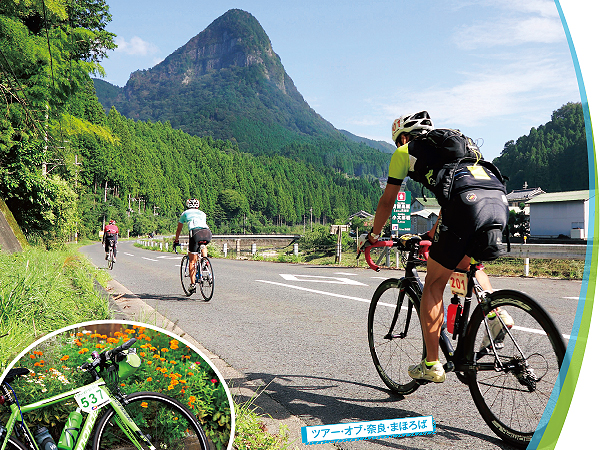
[199,257,214,301]
[180,255,194,296]
[368,278,425,395]
[464,290,566,449]
[93,391,210,450]
[107,247,114,270]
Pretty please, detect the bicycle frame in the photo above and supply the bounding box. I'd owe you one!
[1,378,155,450]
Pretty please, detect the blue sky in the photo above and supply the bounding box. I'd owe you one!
[99,0,580,161]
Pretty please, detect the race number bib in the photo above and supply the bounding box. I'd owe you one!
[449,272,468,296]
[74,385,111,413]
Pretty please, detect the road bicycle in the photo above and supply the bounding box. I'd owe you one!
[174,243,214,301]
[0,338,209,450]
[106,241,116,270]
[362,236,566,449]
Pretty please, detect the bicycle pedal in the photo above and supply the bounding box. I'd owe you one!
[443,361,455,372]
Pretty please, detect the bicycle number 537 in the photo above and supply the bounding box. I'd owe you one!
[449,272,468,296]
[75,385,111,413]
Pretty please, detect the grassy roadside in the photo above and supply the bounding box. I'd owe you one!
[0,244,112,369]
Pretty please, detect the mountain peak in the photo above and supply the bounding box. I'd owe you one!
[131,9,282,89]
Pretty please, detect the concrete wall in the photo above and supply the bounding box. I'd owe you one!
[0,199,24,254]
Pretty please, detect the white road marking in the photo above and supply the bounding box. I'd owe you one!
[334,272,357,276]
[141,257,158,262]
[259,280,572,340]
[123,252,135,256]
[156,256,182,260]
[279,274,367,286]
[257,280,371,303]
[563,297,579,300]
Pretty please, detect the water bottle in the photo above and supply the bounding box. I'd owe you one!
[58,410,83,450]
[34,427,58,450]
[446,295,462,336]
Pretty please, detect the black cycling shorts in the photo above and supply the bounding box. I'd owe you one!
[429,189,508,270]
[189,228,212,254]
[104,234,117,252]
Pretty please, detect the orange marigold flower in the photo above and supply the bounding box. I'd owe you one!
[60,355,69,361]
[145,336,151,341]
[160,358,166,362]
[140,352,146,357]
[29,354,36,359]
[189,395,197,403]
[147,361,153,365]
[96,344,105,349]
[78,349,89,354]
[114,331,124,338]
[146,377,152,382]
[161,348,168,353]
[170,360,176,364]
[141,402,148,408]
[121,383,126,387]
[107,338,119,344]
[183,355,191,359]
[34,351,43,356]
[187,372,194,376]
[76,332,84,337]
[153,354,160,359]
[167,385,174,390]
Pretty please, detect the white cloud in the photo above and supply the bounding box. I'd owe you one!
[453,0,564,49]
[114,36,159,56]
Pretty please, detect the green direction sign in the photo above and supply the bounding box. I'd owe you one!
[391,191,411,236]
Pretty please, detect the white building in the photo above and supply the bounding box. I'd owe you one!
[528,190,589,239]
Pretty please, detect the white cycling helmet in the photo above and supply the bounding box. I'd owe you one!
[392,111,434,143]
[186,198,200,209]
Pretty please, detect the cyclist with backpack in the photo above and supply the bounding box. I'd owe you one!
[360,111,510,383]
[173,199,212,294]
[102,219,119,262]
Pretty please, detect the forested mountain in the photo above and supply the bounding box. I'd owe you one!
[93,9,391,178]
[493,102,588,193]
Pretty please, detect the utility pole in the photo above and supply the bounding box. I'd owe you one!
[310,207,313,232]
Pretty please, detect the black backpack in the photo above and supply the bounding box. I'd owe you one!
[412,128,507,202]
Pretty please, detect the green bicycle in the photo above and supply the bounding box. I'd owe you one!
[0,338,209,450]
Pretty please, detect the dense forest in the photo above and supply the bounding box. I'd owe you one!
[493,102,588,193]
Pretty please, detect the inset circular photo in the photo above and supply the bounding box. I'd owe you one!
[0,321,234,450]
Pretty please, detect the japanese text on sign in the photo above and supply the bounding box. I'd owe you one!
[301,415,435,445]
[391,191,411,235]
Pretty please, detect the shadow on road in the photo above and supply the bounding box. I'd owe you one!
[238,372,509,449]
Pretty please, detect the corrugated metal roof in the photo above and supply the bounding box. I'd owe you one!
[528,190,590,203]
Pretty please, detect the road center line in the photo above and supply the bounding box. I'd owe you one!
[141,257,159,262]
[256,280,371,304]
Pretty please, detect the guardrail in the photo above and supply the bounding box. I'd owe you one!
[500,243,587,260]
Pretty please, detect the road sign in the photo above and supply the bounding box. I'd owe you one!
[391,191,411,236]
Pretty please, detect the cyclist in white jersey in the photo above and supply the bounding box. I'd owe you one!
[173,199,212,294]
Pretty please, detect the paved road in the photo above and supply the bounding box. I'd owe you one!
[81,241,581,450]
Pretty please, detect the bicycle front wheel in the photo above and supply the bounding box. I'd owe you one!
[107,248,114,270]
[199,257,214,301]
[368,278,425,395]
[464,290,566,449]
[180,255,194,296]
[93,391,210,450]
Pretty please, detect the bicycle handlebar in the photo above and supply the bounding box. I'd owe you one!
[80,338,137,372]
[362,240,394,272]
[361,238,431,272]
